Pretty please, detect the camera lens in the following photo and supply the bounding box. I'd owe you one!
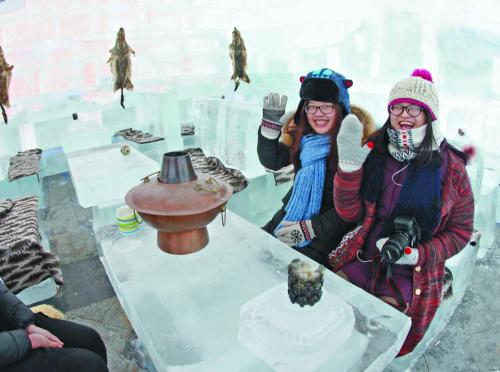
[381,231,411,263]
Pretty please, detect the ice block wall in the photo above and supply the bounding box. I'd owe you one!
[1,0,499,213]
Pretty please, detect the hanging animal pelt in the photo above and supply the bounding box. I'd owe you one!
[0,45,14,124]
[107,27,135,108]
[229,27,250,92]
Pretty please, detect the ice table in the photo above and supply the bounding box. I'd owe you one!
[99,210,411,372]
[111,134,167,164]
[66,144,159,209]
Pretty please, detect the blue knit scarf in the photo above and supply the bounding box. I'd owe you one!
[274,134,331,247]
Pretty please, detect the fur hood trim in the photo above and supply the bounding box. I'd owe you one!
[280,103,376,147]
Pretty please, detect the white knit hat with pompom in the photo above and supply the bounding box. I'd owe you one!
[388,69,439,121]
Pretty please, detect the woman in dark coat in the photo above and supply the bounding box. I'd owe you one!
[0,278,108,371]
[257,67,374,267]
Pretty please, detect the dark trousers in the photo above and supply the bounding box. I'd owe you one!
[2,313,108,372]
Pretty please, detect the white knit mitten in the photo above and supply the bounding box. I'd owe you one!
[376,237,419,265]
[261,93,288,139]
[337,114,372,172]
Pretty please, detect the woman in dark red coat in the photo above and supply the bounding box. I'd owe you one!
[329,69,474,355]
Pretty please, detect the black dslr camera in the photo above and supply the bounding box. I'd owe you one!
[381,216,421,264]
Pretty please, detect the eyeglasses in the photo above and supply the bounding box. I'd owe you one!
[305,104,335,115]
[389,104,423,117]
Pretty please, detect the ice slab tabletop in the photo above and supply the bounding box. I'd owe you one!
[66,144,159,208]
[61,121,113,154]
[100,211,411,372]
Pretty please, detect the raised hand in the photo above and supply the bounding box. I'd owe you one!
[337,114,372,172]
[261,93,288,139]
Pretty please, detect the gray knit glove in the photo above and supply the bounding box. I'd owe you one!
[261,93,288,139]
[337,114,372,172]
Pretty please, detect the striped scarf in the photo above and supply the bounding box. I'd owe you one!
[387,122,444,162]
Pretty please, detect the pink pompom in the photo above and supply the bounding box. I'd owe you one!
[411,69,433,83]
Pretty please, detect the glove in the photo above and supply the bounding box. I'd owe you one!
[275,220,315,247]
[376,237,419,265]
[261,93,288,139]
[337,114,372,172]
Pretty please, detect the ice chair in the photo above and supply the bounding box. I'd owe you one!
[0,200,60,305]
[0,176,44,208]
[227,166,293,227]
[0,173,45,209]
[474,166,498,261]
[101,105,138,133]
[109,92,184,162]
[448,130,497,261]
[179,98,200,149]
[386,230,481,371]
[15,228,59,305]
[194,97,263,178]
[0,120,44,205]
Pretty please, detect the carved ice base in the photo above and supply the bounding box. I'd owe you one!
[238,282,355,372]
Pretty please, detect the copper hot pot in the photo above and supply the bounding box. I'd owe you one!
[125,151,233,254]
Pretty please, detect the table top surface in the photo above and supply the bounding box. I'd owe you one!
[99,209,411,372]
[66,144,159,208]
[61,121,113,154]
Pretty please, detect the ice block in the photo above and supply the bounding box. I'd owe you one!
[99,210,411,371]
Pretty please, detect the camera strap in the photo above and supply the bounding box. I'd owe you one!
[368,257,408,312]
[366,252,408,312]
[385,264,408,311]
[369,257,382,296]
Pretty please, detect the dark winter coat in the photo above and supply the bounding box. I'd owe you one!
[0,278,34,368]
[257,128,352,266]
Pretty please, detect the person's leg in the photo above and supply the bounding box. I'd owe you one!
[336,269,349,281]
[376,271,413,313]
[379,296,409,313]
[336,260,372,292]
[2,347,108,372]
[33,313,107,363]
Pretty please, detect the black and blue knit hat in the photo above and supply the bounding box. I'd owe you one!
[295,68,353,123]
